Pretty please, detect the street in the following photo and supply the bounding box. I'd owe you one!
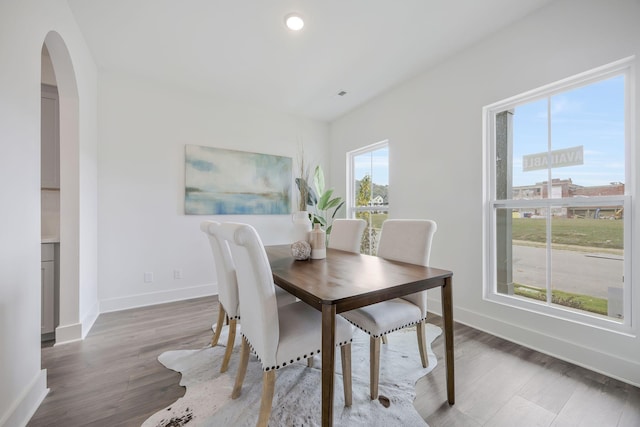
[512,244,623,299]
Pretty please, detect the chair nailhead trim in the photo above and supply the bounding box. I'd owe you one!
[343,316,428,338]
[218,303,240,320]
[241,334,353,372]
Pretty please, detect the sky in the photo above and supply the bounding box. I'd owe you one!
[350,74,625,190]
[511,74,625,188]
[354,145,389,186]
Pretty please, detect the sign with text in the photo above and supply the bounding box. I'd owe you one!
[522,146,583,172]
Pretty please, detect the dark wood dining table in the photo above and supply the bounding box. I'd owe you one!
[265,245,455,427]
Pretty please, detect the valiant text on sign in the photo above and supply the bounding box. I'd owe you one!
[523,146,584,172]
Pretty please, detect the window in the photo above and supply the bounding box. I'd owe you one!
[347,141,389,254]
[483,58,633,331]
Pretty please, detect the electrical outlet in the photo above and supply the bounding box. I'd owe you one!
[173,269,183,279]
[144,272,154,283]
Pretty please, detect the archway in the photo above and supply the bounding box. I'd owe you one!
[42,32,82,344]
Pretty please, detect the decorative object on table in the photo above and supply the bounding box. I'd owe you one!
[294,145,313,212]
[142,325,441,427]
[291,240,311,260]
[185,144,292,215]
[295,164,344,236]
[309,223,326,259]
[291,210,312,243]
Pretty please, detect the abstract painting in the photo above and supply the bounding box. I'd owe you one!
[185,145,292,215]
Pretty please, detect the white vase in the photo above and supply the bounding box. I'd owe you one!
[309,223,326,259]
[292,211,312,243]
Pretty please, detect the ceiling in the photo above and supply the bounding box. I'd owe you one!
[67,0,555,122]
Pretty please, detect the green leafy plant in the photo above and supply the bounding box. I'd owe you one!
[294,176,316,209]
[295,165,344,235]
[295,147,314,211]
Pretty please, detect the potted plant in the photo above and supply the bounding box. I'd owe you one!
[296,165,344,236]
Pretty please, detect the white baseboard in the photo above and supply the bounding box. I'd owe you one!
[54,322,83,345]
[11,289,215,424]
[0,370,48,427]
[53,286,217,344]
[50,302,105,345]
[427,298,640,387]
[99,283,217,313]
[81,301,100,339]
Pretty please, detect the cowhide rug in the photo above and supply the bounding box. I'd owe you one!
[143,323,441,427]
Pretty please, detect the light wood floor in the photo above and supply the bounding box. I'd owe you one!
[29,296,640,427]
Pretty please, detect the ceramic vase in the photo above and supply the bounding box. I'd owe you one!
[309,223,326,259]
[292,211,312,243]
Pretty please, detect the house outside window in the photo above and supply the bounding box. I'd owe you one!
[483,58,633,331]
[347,141,389,254]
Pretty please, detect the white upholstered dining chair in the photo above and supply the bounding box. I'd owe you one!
[200,220,295,373]
[328,218,367,253]
[216,222,354,427]
[340,219,437,399]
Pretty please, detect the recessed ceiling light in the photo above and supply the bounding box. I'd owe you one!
[285,13,304,31]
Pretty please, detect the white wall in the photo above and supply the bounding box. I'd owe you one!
[0,1,98,426]
[41,49,57,86]
[330,0,640,385]
[98,71,329,312]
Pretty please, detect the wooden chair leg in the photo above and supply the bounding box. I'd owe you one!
[307,356,314,368]
[232,336,250,399]
[370,336,380,400]
[220,318,237,373]
[417,321,428,368]
[341,344,352,407]
[381,335,388,345]
[211,306,226,347]
[257,371,276,427]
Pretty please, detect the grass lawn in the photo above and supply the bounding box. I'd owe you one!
[371,213,388,229]
[511,217,623,249]
[514,283,608,315]
[357,212,387,229]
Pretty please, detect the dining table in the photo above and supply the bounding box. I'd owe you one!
[265,244,455,427]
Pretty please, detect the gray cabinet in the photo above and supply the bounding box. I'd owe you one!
[41,84,60,189]
[41,243,56,338]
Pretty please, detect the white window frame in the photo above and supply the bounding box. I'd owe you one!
[346,140,389,254]
[482,57,635,333]
[346,140,389,217]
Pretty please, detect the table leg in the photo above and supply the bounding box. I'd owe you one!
[321,304,336,427]
[442,276,455,404]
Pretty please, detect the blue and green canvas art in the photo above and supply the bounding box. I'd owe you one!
[185,145,292,215]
